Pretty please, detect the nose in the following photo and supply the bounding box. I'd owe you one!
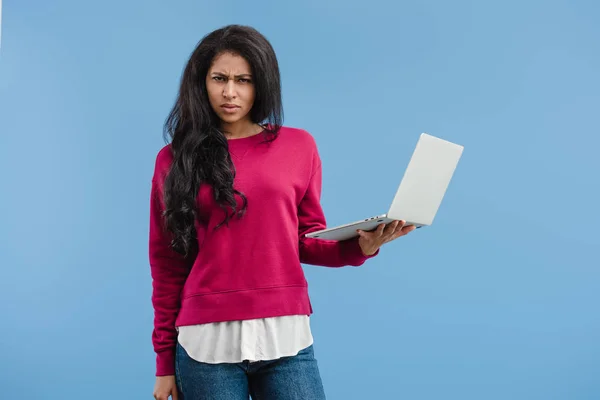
[222,80,236,99]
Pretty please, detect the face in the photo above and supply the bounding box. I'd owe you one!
[206,52,256,127]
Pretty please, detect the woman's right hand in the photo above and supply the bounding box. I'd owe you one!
[153,375,178,400]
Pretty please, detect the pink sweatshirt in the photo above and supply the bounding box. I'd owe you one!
[149,127,377,376]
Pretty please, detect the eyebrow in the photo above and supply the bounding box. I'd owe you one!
[211,72,252,78]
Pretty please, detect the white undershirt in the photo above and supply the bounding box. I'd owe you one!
[177,315,313,364]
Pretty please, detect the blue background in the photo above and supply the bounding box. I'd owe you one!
[1,0,599,399]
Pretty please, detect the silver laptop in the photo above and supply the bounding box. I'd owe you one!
[305,133,464,241]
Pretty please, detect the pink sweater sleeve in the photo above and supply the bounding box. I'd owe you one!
[298,151,379,267]
[149,151,195,376]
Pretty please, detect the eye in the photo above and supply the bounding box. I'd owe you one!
[238,78,252,84]
[212,76,226,82]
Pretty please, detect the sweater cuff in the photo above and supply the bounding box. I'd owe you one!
[156,348,176,376]
[342,237,380,266]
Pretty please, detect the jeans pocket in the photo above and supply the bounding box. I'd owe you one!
[297,344,314,358]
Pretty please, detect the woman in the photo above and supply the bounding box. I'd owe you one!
[150,24,416,400]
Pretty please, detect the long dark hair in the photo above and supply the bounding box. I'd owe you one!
[162,25,283,257]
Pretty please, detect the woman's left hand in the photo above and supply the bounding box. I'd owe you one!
[357,220,417,256]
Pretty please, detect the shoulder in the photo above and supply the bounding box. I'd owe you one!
[152,144,174,183]
[155,143,174,163]
[276,126,321,171]
[276,126,318,150]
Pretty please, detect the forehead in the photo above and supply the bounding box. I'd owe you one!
[209,52,252,74]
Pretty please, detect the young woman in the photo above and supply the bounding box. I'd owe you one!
[150,24,416,400]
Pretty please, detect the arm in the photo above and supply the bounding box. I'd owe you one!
[298,151,379,267]
[149,152,195,376]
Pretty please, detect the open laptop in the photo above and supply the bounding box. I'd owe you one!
[305,133,464,241]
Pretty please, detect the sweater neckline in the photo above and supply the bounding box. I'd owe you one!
[227,128,265,143]
[227,128,266,160]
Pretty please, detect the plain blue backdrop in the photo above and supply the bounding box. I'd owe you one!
[1,0,599,399]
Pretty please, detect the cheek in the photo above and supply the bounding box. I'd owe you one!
[206,82,219,103]
[244,86,256,106]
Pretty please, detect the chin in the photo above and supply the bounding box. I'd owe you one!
[218,113,245,125]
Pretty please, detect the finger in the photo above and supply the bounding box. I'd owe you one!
[395,225,416,240]
[384,225,412,242]
[376,223,386,237]
[382,221,400,239]
[392,220,407,233]
[384,231,400,243]
[402,224,416,234]
[385,221,399,234]
[172,388,179,400]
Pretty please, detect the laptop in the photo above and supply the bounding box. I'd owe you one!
[305,133,464,241]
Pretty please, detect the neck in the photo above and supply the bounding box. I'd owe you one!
[221,119,262,139]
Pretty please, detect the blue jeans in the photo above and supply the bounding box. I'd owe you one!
[175,342,327,399]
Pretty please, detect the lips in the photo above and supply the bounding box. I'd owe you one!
[220,104,240,114]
